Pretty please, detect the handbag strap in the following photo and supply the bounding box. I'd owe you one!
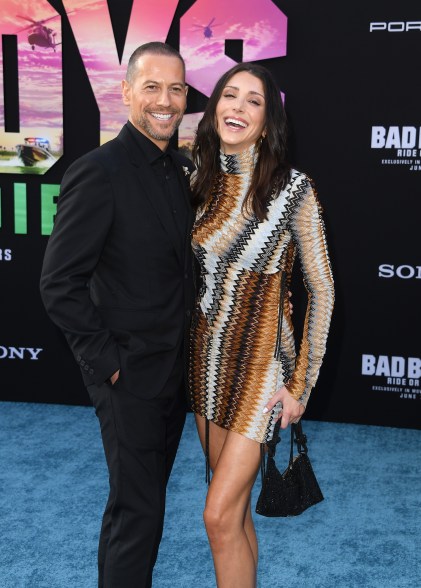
[291,421,309,459]
[274,271,287,361]
[261,269,287,482]
[261,421,310,482]
[205,417,210,485]
[260,420,281,484]
[289,425,295,465]
[267,421,281,458]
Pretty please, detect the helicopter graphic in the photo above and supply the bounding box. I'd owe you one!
[192,17,221,39]
[16,14,62,52]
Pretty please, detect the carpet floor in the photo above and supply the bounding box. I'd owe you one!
[0,402,419,587]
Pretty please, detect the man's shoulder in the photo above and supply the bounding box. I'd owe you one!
[84,132,126,163]
[65,131,129,176]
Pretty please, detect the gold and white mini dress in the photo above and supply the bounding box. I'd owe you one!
[189,145,334,444]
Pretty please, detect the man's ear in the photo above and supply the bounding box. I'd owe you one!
[122,80,131,105]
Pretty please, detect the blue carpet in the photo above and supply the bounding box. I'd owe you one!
[0,402,419,587]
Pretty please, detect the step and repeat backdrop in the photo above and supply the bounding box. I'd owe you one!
[0,0,419,428]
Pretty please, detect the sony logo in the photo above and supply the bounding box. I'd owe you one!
[378,264,421,279]
[0,347,43,360]
[370,22,421,32]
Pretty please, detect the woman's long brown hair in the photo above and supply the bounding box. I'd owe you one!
[191,62,291,221]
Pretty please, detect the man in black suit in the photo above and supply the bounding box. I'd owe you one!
[40,42,195,587]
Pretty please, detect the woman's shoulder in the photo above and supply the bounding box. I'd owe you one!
[268,169,321,222]
[280,169,320,208]
[286,169,315,192]
[282,169,327,225]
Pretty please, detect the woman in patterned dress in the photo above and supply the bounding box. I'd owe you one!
[189,62,334,587]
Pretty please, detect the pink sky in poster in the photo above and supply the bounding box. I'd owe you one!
[63,0,179,144]
[0,0,62,168]
[181,0,287,97]
[179,0,287,150]
[0,0,287,165]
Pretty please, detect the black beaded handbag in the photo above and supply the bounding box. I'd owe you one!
[255,421,324,517]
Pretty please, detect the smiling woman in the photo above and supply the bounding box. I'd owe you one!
[189,62,334,588]
[216,72,266,155]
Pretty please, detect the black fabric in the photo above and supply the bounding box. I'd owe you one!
[40,123,195,397]
[39,122,195,585]
[126,121,188,242]
[87,360,186,587]
[256,421,324,517]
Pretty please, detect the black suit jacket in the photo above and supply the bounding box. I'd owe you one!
[40,124,195,399]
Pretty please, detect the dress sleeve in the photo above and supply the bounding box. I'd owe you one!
[286,175,335,405]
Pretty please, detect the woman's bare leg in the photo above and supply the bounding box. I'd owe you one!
[195,416,258,564]
[195,416,261,587]
[244,497,258,565]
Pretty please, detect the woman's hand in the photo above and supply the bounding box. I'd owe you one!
[263,385,305,429]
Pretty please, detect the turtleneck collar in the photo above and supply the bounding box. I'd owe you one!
[219,143,258,175]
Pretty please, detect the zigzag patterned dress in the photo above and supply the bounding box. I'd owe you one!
[189,145,334,444]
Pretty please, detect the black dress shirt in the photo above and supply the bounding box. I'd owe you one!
[126,121,188,246]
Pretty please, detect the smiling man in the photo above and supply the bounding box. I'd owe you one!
[40,43,195,588]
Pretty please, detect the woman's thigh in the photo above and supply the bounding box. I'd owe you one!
[206,429,261,519]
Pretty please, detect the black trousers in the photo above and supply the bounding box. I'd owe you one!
[87,360,186,588]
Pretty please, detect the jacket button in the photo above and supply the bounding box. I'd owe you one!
[84,364,89,371]
[76,355,81,362]
[89,369,94,375]
[186,309,191,317]
[80,359,85,367]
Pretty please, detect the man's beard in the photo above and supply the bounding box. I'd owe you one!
[136,111,183,142]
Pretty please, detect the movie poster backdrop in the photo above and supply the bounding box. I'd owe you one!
[0,0,419,428]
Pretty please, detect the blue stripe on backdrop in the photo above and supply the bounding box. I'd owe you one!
[0,403,419,588]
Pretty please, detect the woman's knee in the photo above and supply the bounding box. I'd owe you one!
[203,500,238,546]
